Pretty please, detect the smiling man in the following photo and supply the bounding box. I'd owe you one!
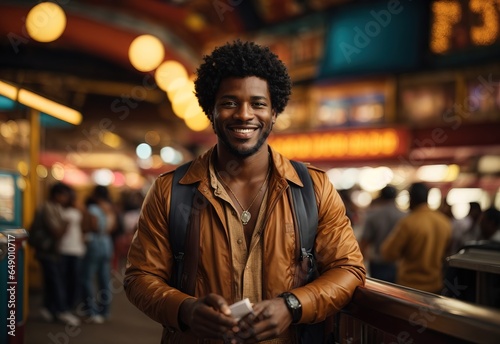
[124,40,366,344]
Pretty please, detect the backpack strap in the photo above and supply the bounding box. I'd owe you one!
[289,160,318,262]
[169,161,195,291]
[289,161,326,343]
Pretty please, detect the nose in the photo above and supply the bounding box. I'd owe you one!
[234,102,254,121]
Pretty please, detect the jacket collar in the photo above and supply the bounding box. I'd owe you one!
[179,145,304,187]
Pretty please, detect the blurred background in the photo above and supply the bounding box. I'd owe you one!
[0,0,499,342]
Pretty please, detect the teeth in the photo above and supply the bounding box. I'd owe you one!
[233,128,254,133]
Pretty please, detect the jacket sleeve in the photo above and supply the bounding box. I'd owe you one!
[123,175,195,330]
[291,171,366,323]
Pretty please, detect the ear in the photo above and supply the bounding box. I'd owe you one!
[272,110,277,124]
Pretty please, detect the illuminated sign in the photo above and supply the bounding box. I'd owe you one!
[251,13,325,81]
[431,0,500,54]
[320,1,426,77]
[268,128,409,161]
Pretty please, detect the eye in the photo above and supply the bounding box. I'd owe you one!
[253,102,267,108]
[220,101,237,108]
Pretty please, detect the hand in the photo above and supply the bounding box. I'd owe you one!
[179,293,239,340]
[234,298,292,343]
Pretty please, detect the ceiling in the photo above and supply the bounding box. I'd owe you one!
[0,0,354,173]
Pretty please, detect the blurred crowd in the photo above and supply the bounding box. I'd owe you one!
[29,182,144,326]
[353,183,499,305]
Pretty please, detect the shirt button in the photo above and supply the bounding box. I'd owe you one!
[237,239,243,245]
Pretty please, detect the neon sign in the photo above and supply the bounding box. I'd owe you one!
[268,128,409,161]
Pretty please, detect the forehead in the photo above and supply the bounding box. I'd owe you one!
[216,76,270,98]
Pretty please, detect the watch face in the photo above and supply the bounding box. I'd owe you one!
[288,295,300,309]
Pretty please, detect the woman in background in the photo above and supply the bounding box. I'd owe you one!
[81,185,117,324]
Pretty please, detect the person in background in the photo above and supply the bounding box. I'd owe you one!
[115,189,144,271]
[381,182,451,294]
[360,185,406,283]
[35,182,81,326]
[59,187,87,312]
[478,207,500,242]
[81,185,117,324]
[462,202,483,243]
[439,199,471,256]
[442,205,499,302]
[124,40,366,343]
[338,189,360,230]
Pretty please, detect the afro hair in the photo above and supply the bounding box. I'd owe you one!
[194,40,292,120]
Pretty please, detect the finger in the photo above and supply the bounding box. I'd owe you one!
[194,305,236,329]
[246,302,271,323]
[190,304,238,338]
[204,293,232,316]
[191,316,233,339]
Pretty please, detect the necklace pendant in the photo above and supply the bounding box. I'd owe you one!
[240,211,251,225]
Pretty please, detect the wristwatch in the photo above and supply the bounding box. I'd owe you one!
[278,292,302,323]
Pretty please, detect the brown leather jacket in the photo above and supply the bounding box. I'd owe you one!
[124,146,366,343]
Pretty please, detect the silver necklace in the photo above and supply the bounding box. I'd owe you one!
[216,166,271,225]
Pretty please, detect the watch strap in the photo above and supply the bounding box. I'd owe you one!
[278,292,302,323]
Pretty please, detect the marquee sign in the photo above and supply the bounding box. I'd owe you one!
[268,128,409,161]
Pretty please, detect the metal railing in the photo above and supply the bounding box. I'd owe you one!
[335,278,500,344]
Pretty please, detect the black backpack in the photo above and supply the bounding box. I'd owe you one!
[169,160,318,292]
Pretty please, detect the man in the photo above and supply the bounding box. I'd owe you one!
[381,182,451,294]
[360,185,405,283]
[125,40,366,343]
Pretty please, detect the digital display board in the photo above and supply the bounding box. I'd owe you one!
[319,0,427,77]
[431,0,500,54]
[430,0,500,65]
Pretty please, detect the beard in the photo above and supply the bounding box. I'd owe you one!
[216,122,273,158]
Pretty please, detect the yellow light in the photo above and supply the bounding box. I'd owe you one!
[0,80,18,100]
[155,60,188,92]
[17,161,29,176]
[51,163,65,180]
[18,89,82,125]
[101,131,122,148]
[470,0,499,46]
[184,102,204,120]
[128,34,165,72]
[444,164,460,182]
[36,165,48,178]
[185,13,206,32]
[184,112,210,132]
[430,2,461,54]
[169,80,195,103]
[170,80,198,119]
[172,98,196,119]
[26,2,66,43]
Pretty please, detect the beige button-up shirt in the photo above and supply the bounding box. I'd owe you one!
[209,160,295,343]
